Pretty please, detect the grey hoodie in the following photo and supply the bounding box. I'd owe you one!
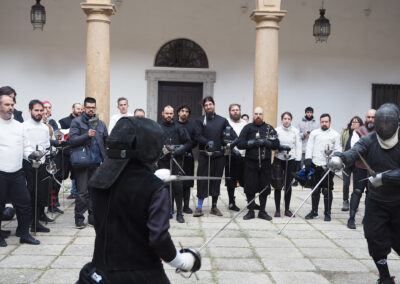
[297,116,320,153]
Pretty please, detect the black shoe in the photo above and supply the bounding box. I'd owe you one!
[48,207,64,214]
[20,234,40,245]
[176,213,185,223]
[347,217,356,229]
[243,210,255,220]
[305,211,318,220]
[229,203,240,212]
[324,214,331,222]
[258,211,273,221]
[75,220,86,229]
[0,229,11,238]
[254,203,260,210]
[292,181,299,187]
[377,276,395,284]
[0,236,7,247]
[31,222,50,233]
[183,207,193,214]
[169,213,173,219]
[39,213,54,223]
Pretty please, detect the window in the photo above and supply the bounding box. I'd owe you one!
[155,38,209,68]
[372,84,400,109]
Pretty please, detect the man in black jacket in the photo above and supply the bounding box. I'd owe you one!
[237,107,279,221]
[334,103,400,284]
[69,97,108,229]
[176,104,197,214]
[194,97,231,217]
[59,103,83,129]
[158,105,192,223]
[77,117,200,283]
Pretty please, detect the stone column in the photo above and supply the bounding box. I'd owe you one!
[81,0,115,126]
[250,0,286,127]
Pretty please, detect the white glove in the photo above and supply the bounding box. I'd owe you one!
[162,146,170,155]
[154,169,171,181]
[368,173,383,188]
[167,249,195,272]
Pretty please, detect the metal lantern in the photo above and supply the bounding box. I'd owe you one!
[313,8,330,43]
[31,0,46,31]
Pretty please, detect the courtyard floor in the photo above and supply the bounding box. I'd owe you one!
[0,179,399,284]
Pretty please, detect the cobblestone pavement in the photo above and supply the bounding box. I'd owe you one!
[0,179,399,283]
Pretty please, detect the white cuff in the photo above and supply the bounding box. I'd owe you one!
[167,248,184,269]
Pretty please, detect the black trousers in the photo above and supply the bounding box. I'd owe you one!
[225,155,244,203]
[158,157,184,213]
[74,166,97,223]
[363,197,400,258]
[273,158,296,211]
[23,160,50,208]
[342,165,354,201]
[244,159,271,212]
[310,166,334,214]
[197,155,224,199]
[0,169,31,237]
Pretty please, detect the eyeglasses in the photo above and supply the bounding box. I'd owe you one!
[351,121,360,124]
[85,106,96,110]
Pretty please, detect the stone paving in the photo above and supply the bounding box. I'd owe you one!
[0,179,399,283]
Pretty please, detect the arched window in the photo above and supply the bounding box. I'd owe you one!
[154,38,209,68]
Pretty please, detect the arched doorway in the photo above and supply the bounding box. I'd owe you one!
[146,38,215,122]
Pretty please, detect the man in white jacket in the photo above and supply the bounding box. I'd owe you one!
[304,113,341,221]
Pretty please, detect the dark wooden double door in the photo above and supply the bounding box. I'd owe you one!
[157,81,203,123]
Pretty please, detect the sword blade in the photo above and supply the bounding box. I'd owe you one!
[171,157,186,175]
[356,150,376,177]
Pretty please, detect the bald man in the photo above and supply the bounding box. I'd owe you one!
[347,109,376,229]
[237,107,280,221]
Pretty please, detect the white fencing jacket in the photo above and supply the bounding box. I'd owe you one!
[275,125,302,161]
[305,128,341,166]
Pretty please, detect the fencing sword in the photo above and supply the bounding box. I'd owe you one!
[175,184,270,280]
[206,150,213,216]
[278,169,331,235]
[282,151,291,207]
[255,131,261,168]
[169,156,174,217]
[324,145,333,220]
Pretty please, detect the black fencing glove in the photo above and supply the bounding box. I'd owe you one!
[205,141,215,152]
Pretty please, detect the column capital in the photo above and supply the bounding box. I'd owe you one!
[81,3,116,22]
[250,10,286,29]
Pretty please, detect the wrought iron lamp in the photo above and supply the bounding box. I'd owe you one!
[31,0,46,31]
[313,2,330,43]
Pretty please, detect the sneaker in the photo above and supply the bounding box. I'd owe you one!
[183,207,193,214]
[229,203,240,212]
[258,211,273,221]
[19,234,40,245]
[285,210,294,217]
[305,211,318,220]
[39,213,54,223]
[0,236,7,247]
[274,211,281,217]
[347,217,356,229]
[324,214,331,222]
[75,220,86,229]
[341,200,349,211]
[193,208,204,217]
[243,210,255,220]
[210,207,223,216]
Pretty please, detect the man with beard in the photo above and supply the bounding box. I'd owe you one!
[59,103,83,129]
[224,104,247,211]
[22,100,53,233]
[304,113,341,222]
[158,105,191,223]
[0,86,23,123]
[176,104,197,214]
[0,95,39,246]
[334,103,400,284]
[69,97,108,229]
[347,109,376,229]
[193,97,231,217]
[77,117,200,283]
[237,107,280,221]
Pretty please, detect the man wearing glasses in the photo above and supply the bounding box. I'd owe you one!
[69,97,108,229]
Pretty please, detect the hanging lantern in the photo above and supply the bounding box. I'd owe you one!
[313,8,330,43]
[31,0,46,31]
